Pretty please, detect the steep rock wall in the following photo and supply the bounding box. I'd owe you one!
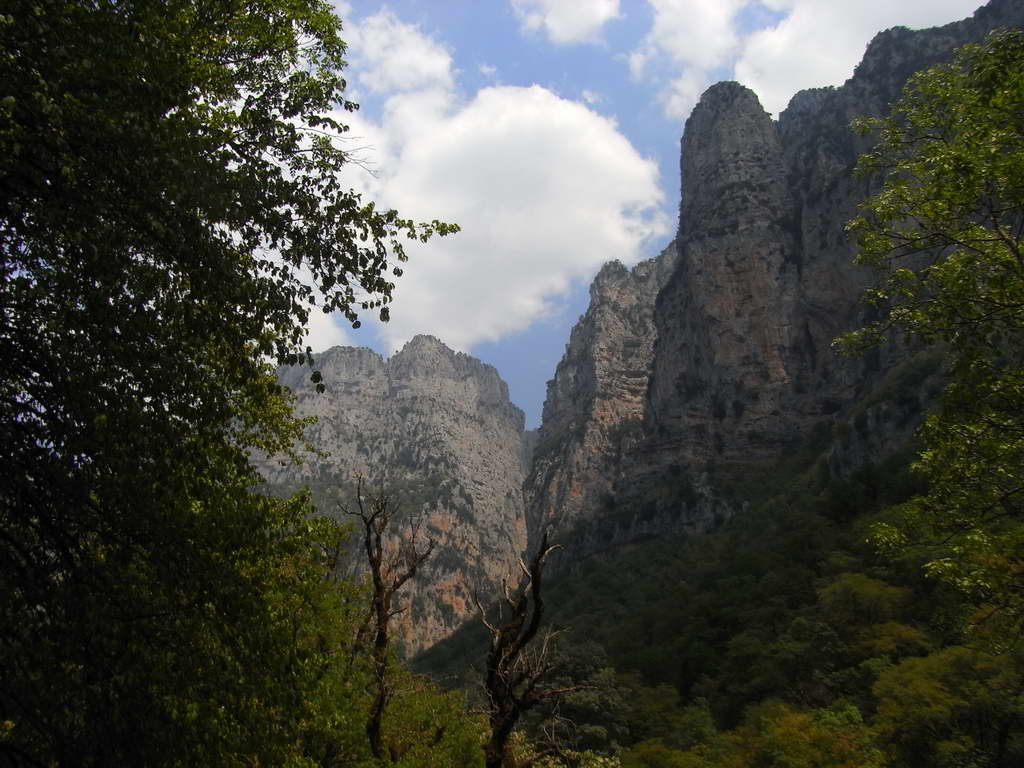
[523,243,678,541]
[644,0,1024,485]
[527,0,1024,558]
[646,81,808,473]
[261,335,528,654]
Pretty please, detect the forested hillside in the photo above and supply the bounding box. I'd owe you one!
[422,384,997,766]
[421,24,1024,768]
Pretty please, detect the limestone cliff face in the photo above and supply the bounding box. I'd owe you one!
[645,0,1024,483]
[527,0,1024,555]
[260,335,528,654]
[646,81,809,474]
[523,243,678,540]
[261,0,1023,638]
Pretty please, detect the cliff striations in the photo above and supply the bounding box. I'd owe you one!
[260,336,528,655]
[264,0,1024,644]
[526,0,1024,559]
[524,243,679,540]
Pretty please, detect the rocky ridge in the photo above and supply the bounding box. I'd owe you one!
[526,0,1024,560]
[265,0,1024,645]
[524,242,679,540]
[260,335,528,654]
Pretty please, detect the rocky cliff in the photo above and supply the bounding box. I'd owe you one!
[263,0,1023,645]
[260,335,528,654]
[526,0,1024,558]
[524,243,679,539]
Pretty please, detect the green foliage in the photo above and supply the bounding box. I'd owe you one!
[622,700,886,768]
[521,641,634,755]
[621,739,705,768]
[421,354,1009,761]
[591,32,1024,767]
[840,29,1024,628]
[873,646,1024,767]
[0,0,460,763]
[421,442,946,760]
[852,346,945,415]
[377,672,486,767]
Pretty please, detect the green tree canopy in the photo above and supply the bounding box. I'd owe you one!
[841,28,1024,634]
[0,0,455,763]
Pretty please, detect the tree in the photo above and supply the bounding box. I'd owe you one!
[840,29,1024,633]
[0,0,454,763]
[477,533,569,768]
[872,645,1024,767]
[341,477,435,762]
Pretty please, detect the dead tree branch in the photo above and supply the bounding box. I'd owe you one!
[477,532,563,768]
[340,475,435,762]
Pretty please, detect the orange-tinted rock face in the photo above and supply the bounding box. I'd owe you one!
[260,336,529,655]
[524,243,678,542]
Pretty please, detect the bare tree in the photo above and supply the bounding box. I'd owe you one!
[477,532,570,768]
[340,476,434,762]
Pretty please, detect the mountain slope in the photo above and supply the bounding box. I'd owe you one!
[525,0,1024,562]
[260,335,528,653]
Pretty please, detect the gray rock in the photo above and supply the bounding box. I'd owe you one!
[524,242,678,545]
[258,336,528,655]
[525,0,1024,562]
[263,0,1024,645]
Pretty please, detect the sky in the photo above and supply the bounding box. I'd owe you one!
[312,0,984,427]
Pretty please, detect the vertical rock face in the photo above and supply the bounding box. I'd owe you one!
[527,0,1024,554]
[258,0,1024,646]
[646,0,1024,482]
[523,243,678,540]
[260,335,528,655]
[646,82,808,473]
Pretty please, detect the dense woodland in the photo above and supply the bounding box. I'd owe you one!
[3,0,1024,766]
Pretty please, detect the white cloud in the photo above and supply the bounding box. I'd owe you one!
[479,63,498,77]
[631,0,984,121]
[511,0,621,44]
[305,307,352,352]
[581,88,603,105]
[307,8,668,355]
[341,9,454,94]
[638,0,746,72]
[660,69,714,123]
[630,0,747,120]
[733,0,985,116]
[357,85,668,353]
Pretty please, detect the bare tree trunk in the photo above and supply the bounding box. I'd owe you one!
[477,533,563,768]
[342,476,433,762]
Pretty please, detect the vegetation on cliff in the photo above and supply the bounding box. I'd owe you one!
[422,29,1024,768]
[845,28,1024,636]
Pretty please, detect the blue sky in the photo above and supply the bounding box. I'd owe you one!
[312,0,984,427]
